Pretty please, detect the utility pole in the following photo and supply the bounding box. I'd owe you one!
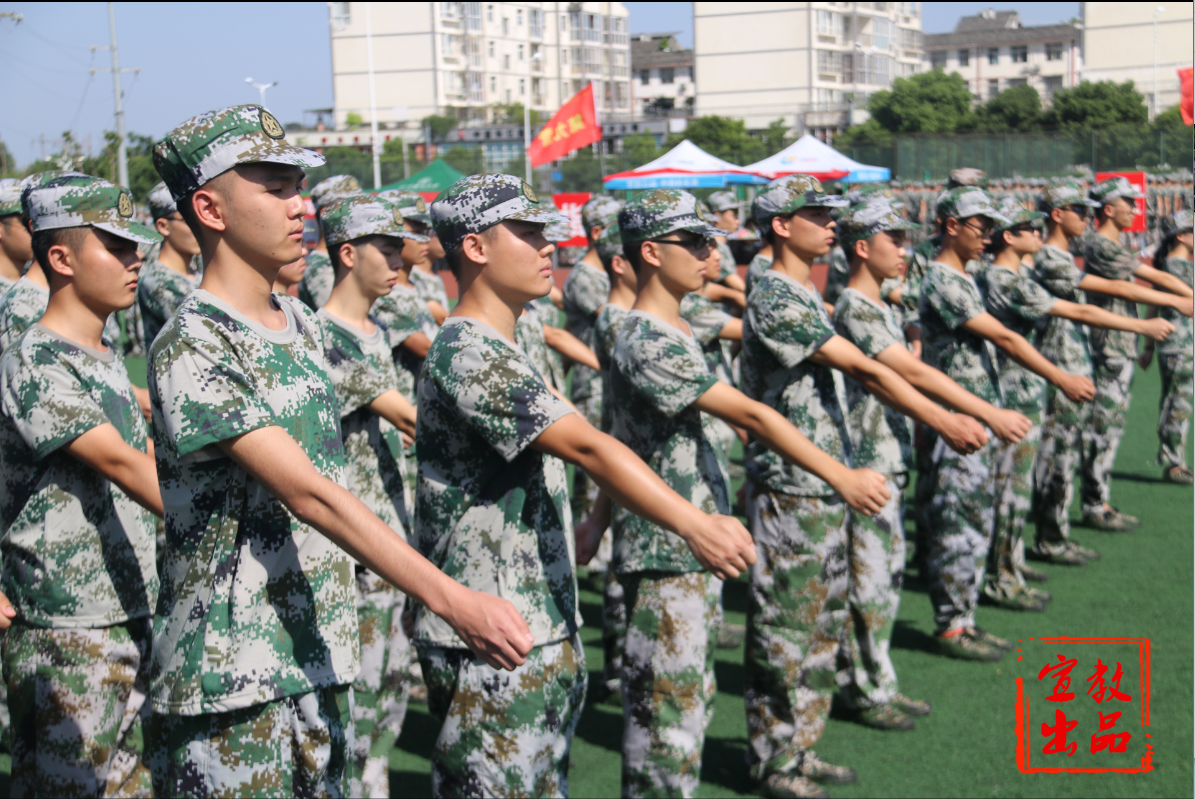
[1153,6,1165,121]
[90,2,139,189]
[245,78,278,107]
[365,2,381,189]
[522,51,542,185]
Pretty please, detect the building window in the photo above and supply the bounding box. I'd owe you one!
[517,44,524,60]
[505,88,511,103]
[468,72,484,102]
[639,69,649,85]
[988,47,999,65]
[899,28,920,50]
[489,76,496,93]
[1045,42,1064,61]
[818,50,842,75]
[503,54,510,70]
[501,17,508,35]
[1008,77,1027,88]
[1043,74,1063,97]
[329,2,350,28]
[442,34,460,58]
[485,4,492,22]
[612,49,627,77]
[988,78,1000,98]
[873,18,891,50]
[584,47,601,74]
[488,40,494,58]
[515,8,521,26]
[440,2,461,22]
[1011,45,1027,63]
[816,10,843,37]
[529,8,543,38]
[519,78,525,95]
[660,67,675,84]
[930,50,946,68]
[958,49,970,67]
[615,82,628,108]
[467,35,482,68]
[465,2,481,31]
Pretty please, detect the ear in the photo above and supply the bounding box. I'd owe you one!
[943,217,961,237]
[45,235,81,280]
[155,217,171,237]
[191,188,228,234]
[611,254,627,276]
[771,215,791,241]
[459,231,489,267]
[589,224,604,242]
[338,242,356,270]
[853,238,869,261]
[1050,207,1064,225]
[640,239,664,269]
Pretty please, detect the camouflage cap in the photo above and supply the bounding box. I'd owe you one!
[1162,209,1194,234]
[0,178,24,217]
[752,174,849,230]
[705,190,739,213]
[318,194,428,247]
[581,194,623,231]
[594,221,624,263]
[1089,176,1144,205]
[376,188,431,224]
[618,188,723,245]
[935,186,1011,225]
[310,174,362,211]
[538,200,574,243]
[153,104,325,201]
[843,183,905,209]
[1037,179,1101,213]
[22,172,160,245]
[147,181,177,220]
[947,168,988,189]
[992,197,1047,233]
[430,173,565,253]
[837,198,917,249]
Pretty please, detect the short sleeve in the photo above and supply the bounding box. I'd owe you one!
[2,356,108,458]
[372,294,423,350]
[1084,237,1138,281]
[622,329,719,417]
[835,298,901,359]
[927,269,985,331]
[750,284,835,369]
[322,326,398,418]
[441,341,572,462]
[565,264,608,318]
[988,271,1057,324]
[680,295,730,346]
[1032,249,1083,298]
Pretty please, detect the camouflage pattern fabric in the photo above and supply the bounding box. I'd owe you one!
[417,635,586,799]
[619,570,720,798]
[986,413,1040,596]
[413,316,579,647]
[594,220,624,265]
[1089,176,1143,207]
[311,175,362,211]
[528,294,568,389]
[298,250,334,311]
[1029,243,1093,378]
[750,175,849,235]
[428,174,563,255]
[741,271,850,497]
[714,239,737,282]
[409,267,450,310]
[0,274,16,296]
[706,190,739,213]
[744,487,848,782]
[118,294,148,358]
[593,302,630,433]
[609,310,723,575]
[833,288,913,477]
[900,236,939,318]
[1080,356,1135,515]
[1158,256,1194,356]
[149,290,358,715]
[153,105,325,201]
[617,189,722,246]
[918,261,1002,405]
[679,291,733,384]
[0,324,157,627]
[974,263,1057,412]
[1083,235,1142,360]
[0,276,49,356]
[146,180,176,220]
[516,302,556,389]
[20,172,159,245]
[149,685,353,798]
[5,620,153,798]
[581,194,623,232]
[319,194,425,247]
[1032,385,1091,552]
[934,186,1010,229]
[837,479,906,709]
[376,189,432,224]
[137,259,196,348]
[562,260,610,405]
[1157,351,1192,470]
[744,251,773,297]
[821,246,851,307]
[0,177,23,217]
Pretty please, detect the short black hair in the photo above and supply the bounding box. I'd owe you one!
[176,191,206,244]
[623,239,648,275]
[30,226,88,272]
[329,235,389,276]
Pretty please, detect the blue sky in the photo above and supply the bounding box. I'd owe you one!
[3,2,1081,168]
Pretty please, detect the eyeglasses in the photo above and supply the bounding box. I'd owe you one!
[1007,224,1038,237]
[1063,205,1092,218]
[962,219,994,238]
[653,236,714,253]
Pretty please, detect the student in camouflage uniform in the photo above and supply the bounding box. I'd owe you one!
[419,174,755,798]
[146,105,535,798]
[918,187,1095,662]
[0,172,60,355]
[1080,177,1194,529]
[137,181,201,347]
[317,194,429,797]
[378,189,452,324]
[0,178,31,294]
[704,190,750,301]
[1139,211,1195,483]
[298,173,361,310]
[1030,181,1193,562]
[0,173,163,797]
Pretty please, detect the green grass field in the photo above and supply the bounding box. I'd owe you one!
[30,352,1188,798]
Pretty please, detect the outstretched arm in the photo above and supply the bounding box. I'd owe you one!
[717,318,743,341]
[964,312,1095,402]
[218,426,535,671]
[705,282,747,310]
[401,332,434,359]
[427,300,450,326]
[543,325,600,371]
[1049,298,1175,341]
[1078,273,1194,317]
[368,389,418,441]
[66,423,164,517]
[1134,264,1194,299]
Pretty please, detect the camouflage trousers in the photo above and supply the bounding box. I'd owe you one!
[4,619,153,798]
[352,569,412,798]
[149,685,354,798]
[744,487,848,782]
[910,425,936,567]
[418,634,586,799]
[599,567,627,696]
[1158,351,1193,469]
[837,478,906,709]
[922,433,996,633]
[1080,357,1134,515]
[1033,383,1091,550]
[570,395,603,558]
[618,569,721,798]
[986,412,1041,595]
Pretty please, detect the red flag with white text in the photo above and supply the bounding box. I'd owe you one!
[1178,67,1193,126]
[527,84,602,168]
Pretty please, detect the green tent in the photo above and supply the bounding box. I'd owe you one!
[376,158,466,194]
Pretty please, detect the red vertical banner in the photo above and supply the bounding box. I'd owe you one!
[1178,67,1193,126]
[528,84,602,168]
[1095,171,1147,233]
[552,192,591,248]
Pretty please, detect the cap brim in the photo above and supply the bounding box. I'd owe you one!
[257,145,326,171]
[506,207,569,227]
[809,195,850,209]
[94,220,162,246]
[404,212,432,225]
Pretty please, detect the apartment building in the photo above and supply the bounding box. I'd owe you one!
[693,2,924,137]
[1081,2,1193,117]
[630,33,695,118]
[327,2,631,129]
[922,10,1081,102]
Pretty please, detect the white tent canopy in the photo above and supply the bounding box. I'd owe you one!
[743,134,891,183]
[603,139,767,189]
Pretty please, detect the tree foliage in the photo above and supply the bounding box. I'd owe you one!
[1043,80,1149,132]
[868,70,975,133]
[667,115,765,164]
[422,114,459,140]
[442,146,484,176]
[972,84,1041,132]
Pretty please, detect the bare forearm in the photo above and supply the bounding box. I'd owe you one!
[543,325,600,371]
[427,301,449,326]
[902,361,998,422]
[1138,267,1194,298]
[1064,301,1150,334]
[741,404,852,489]
[997,332,1069,387]
[573,438,704,535]
[850,361,951,430]
[108,451,164,517]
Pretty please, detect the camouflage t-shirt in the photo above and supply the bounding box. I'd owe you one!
[409,266,450,310]
[373,282,438,403]
[833,288,912,476]
[0,274,16,296]
[822,247,850,307]
[0,324,157,628]
[138,259,196,348]
[1029,244,1092,377]
[593,302,629,433]
[975,263,1057,412]
[561,260,609,403]
[413,316,579,648]
[515,303,554,387]
[745,252,773,297]
[0,277,49,356]
[1158,256,1193,355]
[149,289,358,715]
[297,250,334,311]
[919,261,1001,406]
[742,271,850,497]
[527,294,567,390]
[679,292,733,384]
[609,310,723,574]
[1082,235,1140,359]
[318,309,410,540]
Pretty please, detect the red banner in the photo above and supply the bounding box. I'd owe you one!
[1179,67,1193,126]
[1095,171,1146,233]
[552,192,591,248]
[528,84,601,168]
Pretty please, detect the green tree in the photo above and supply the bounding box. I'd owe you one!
[442,145,484,176]
[1044,80,1148,133]
[973,84,1042,132]
[668,115,764,165]
[868,70,975,133]
[760,118,792,156]
[344,111,364,127]
[833,118,894,149]
[0,138,16,177]
[422,114,459,140]
[492,102,542,125]
[1153,104,1187,127]
[621,132,661,170]
[126,133,156,158]
[556,147,603,192]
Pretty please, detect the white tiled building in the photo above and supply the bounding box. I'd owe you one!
[1081,2,1193,117]
[630,34,694,118]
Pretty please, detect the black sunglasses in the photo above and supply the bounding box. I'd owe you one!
[653,235,714,252]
